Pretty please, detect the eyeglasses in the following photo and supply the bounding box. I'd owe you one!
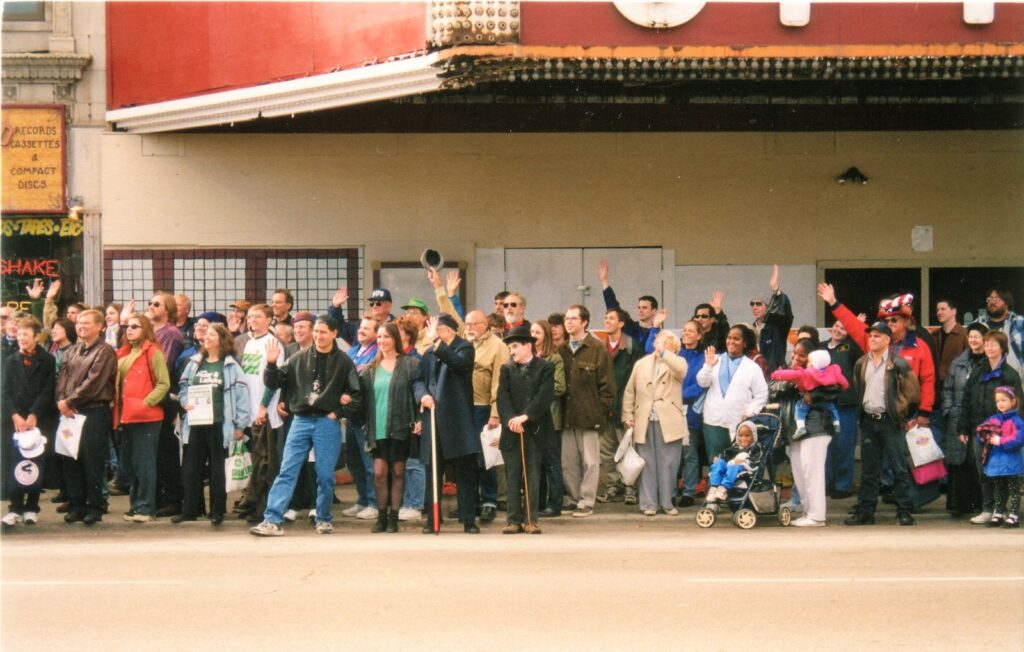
[368,301,383,307]
[126,324,142,330]
[149,301,162,307]
[694,314,712,319]
[503,302,519,308]
[749,301,765,307]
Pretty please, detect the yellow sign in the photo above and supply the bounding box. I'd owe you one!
[1,105,66,214]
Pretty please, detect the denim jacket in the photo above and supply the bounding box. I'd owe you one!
[179,354,251,448]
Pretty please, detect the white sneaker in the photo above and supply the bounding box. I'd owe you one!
[341,504,363,517]
[307,509,317,524]
[793,516,826,527]
[782,500,804,514]
[970,511,993,524]
[249,520,284,537]
[1,512,22,526]
[315,521,333,534]
[717,486,730,501]
[282,509,298,522]
[356,506,379,520]
[398,506,422,521]
[23,511,38,525]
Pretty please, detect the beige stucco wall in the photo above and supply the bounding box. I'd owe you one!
[101,129,1023,291]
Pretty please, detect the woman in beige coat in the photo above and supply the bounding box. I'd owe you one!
[622,330,689,516]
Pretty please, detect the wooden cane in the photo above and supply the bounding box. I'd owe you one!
[519,430,532,528]
[430,405,440,534]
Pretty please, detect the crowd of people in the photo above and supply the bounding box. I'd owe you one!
[2,263,1022,534]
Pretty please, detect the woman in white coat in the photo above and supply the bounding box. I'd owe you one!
[622,331,689,516]
[696,326,769,462]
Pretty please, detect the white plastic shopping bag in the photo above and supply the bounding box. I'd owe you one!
[480,424,504,469]
[55,414,87,460]
[905,426,944,467]
[614,427,645,486]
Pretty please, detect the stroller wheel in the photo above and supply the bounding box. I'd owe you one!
[732,508,757,530]
[695,508,717,528]
[779,506,793,527]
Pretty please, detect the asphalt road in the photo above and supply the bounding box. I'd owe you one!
[2,489,1022,651]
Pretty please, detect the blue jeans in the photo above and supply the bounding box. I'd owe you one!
[120,422,160,516]
[345,421,376,507]
[265,415,343,524]
[473,406,497,507]
[825,405,858,492]
[709,458,747,490]
[403,455,425,510]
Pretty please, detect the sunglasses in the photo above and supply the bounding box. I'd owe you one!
[503,302,519,308]
[368,301,384,307]
[750,301,765,307]
[126,324,142,330]
[149,301,162,307]
[694,314,712,319]
[884,317,902,323]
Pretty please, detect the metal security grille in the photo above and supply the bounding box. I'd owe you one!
[104,248,363,316]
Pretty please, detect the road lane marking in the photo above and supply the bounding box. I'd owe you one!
[3,580,186,586]
[685,576,1024,584]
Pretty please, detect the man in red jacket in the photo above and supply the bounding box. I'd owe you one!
[817,284,934,427]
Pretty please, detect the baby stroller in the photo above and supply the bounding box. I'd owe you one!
[695,409,792,529]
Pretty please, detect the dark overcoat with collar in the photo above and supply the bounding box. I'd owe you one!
[496,355,555,450]
[416,336,480,461]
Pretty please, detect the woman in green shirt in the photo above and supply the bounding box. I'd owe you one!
[361,322,424,533]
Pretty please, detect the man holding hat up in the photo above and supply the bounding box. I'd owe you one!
[497,325,555,534]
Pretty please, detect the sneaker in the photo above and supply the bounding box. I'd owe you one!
[793,517,826,527]
[970,511,993,524]
[315,521,333,534]
[283,509,298,523]
[623,488,639,505]
[782,500,804,514]
[664,507,679,516]
[132,514,155,523]
[572,505,594,518]
[596,488,624,503]
[23,511,38,525]
[356,506,379,520]
[717,486,731,501]
[341,504,364,517]
[1,512,22,526]
[562,497,579,511]
[122,511,136,522]
[249,520,284,537]
[986,513,1005,528]
[642,509,657,516]
[307,509,317,524]
[1002,514,1019,528]
[398,506,423,522]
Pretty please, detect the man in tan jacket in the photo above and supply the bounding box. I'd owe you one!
[465,309,510,522]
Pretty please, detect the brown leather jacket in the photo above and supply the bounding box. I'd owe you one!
[55,339,117,410]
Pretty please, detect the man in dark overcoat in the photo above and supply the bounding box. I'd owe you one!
[497,325,555,534]
[416,313,482,533]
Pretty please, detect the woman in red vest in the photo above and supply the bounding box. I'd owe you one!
[115,313,170,523]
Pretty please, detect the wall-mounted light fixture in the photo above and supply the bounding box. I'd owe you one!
[836,167,868,185]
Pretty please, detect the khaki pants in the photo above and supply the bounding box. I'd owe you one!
[561,428,600,509]
[599,420,626,494]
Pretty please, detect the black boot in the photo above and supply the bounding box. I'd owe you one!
[371,508,388,533]
[386,509,399,533]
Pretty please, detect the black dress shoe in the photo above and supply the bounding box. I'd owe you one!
[170,514,197,524]
[155,505,181,518]
[830,490,853,500]
[210,515,224,526]
[422,522,439,534]
[844,512,875,526]
[464,522,480,534]
[538,507,561,518]
[64,512,85,523]
[847,503,861,515]
[897,512,916,526]
[83,513,101,526]
[51,493,68,504]
[675,495,696,508]
[480,505,497,523]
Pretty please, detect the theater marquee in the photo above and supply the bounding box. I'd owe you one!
[1,105,67,214]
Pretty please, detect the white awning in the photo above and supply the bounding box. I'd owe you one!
[106,53,443,133]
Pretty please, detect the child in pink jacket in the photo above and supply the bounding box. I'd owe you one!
[771,349,849,437]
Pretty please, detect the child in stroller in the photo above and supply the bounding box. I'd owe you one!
[706,420,765,503]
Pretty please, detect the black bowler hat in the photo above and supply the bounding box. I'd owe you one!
[504,325,535,345]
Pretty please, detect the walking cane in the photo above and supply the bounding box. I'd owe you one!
[519,431,532,529]
[429,405,440,534]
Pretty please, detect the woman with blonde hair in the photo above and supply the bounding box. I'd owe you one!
[115,313,170,523]
[621,330,689,516]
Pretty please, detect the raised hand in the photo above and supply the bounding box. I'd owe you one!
[424,315,438,341]
[816,283,837,306]
[597,259,610,287]
[332,287,349,308]
[710,290,724,313]
[26,279,45,300]
[446,270,462,296]
[264,337,281,364]
[46,279,61,301]
[120,298,136,324]
[769,264,780,293]
[704,345,718,367]
[426,267,442,289]
[653,308,668,328]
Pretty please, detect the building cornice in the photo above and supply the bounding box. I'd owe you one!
[1,52,92,83]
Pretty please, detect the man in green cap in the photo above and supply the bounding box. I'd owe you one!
[401,298,433,354]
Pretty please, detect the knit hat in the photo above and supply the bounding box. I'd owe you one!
[196,311,226,325]
[878,293,914,319]
[807,349,831,371]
